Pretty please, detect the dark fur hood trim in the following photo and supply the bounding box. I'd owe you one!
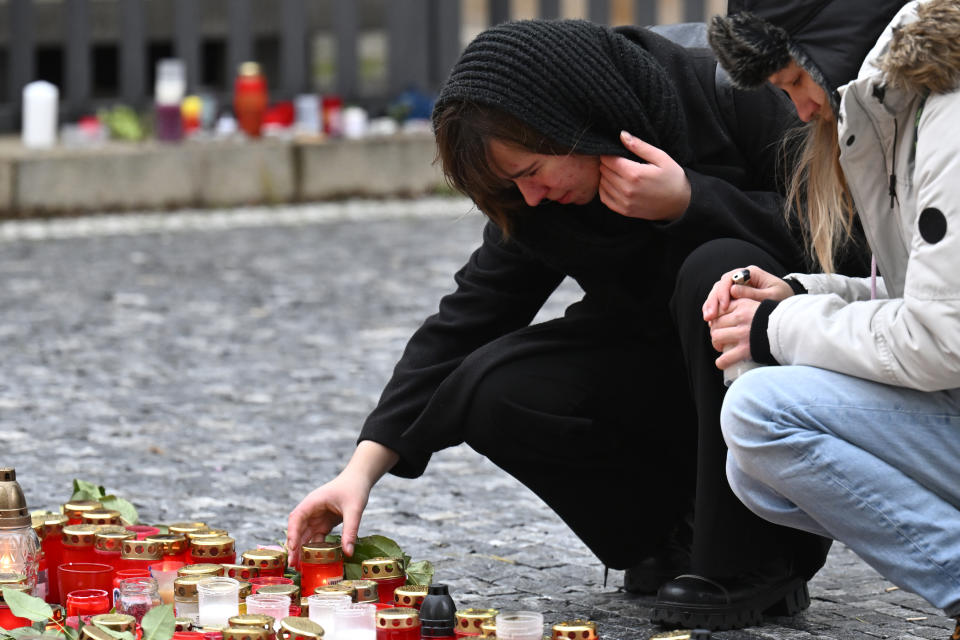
[708,12,793,90]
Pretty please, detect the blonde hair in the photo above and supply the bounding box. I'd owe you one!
[783,107,855,273]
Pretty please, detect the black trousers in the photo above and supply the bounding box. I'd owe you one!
[458,238,830,578]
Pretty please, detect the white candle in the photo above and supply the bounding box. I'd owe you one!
[198,600,238,627]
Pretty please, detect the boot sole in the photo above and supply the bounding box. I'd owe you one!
[649,578,810,631]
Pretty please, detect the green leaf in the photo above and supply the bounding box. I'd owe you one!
[140,604,175,640]
[351,535,403,562]
[99,496,138,525]
[71,479,105,502]
[404,560,434,586]
[1,588,53,622]
[64,626,78,640]
[3,629,62,640]
[92,624,135,640]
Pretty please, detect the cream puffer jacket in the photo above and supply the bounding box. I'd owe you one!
[767,0,960,391]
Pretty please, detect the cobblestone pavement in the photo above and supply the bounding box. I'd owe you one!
[1,198,953,640]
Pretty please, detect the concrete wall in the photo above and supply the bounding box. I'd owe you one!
[0,133,447,217]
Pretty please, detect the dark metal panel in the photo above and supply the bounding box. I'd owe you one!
[387,0,430,95]
[280,0,307,99]
[9,0,36,124]
[488,0,510,26]
[65,0,91,118]
[588,0,611,24]
[333,1,358,99]
[228,0,252,84]
[539,0,560,19]
[120,0,146,107]
[684,0,707,22]
[429,0,461,89]
[634,0,656,26]
[173,0,200,92]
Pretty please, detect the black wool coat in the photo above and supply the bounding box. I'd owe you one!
[358,27,862,477]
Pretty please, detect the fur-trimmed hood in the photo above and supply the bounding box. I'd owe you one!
[880,0,960,95]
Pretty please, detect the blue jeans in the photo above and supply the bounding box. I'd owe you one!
[721,365,960,616]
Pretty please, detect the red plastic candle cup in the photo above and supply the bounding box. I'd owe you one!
[375,607,420,640]
[66,589,111,617]
[188,536,236,566]
[58,563,114,605]
[248,576,293,594]
[146,534,191,565]
[360,558,406,605]
[240,549,286,579]
[172,633,206,640]
[0,604,32,629]
[61,525,100,566]
[41,514,69,604]
[126,526,161,541]
[299,541,343,599]
[118,538,163,573]
[234,62,268,138]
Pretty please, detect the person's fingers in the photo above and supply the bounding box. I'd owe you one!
[620,130,673,167]
[339,505,364,558]
[598,180,627,217]
[703,281,724,321]
[730,284,772,302]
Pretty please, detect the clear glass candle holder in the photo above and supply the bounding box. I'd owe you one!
[245,592,290,629]
[197,576,240,627]
[334,602,377,640]
[307,593,352,637]
[495,611,543,640]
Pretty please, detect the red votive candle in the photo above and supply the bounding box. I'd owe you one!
[188,536,236,565]
[61,525,100,566]
[118,538,163,573]
[393,585,429,610]
[376,607,420,640]
[299,541,343,598]
[147,534,191,565]
[95,529,135,572]
[361,558,406,605]
[0,604,33,629]
[66,588,110,617]
[453,609,498,637]
[41,514,69,604]
[126,525,161,541]
[62,500,102,526]
[240,549,285,578]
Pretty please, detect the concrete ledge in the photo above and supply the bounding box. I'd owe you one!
[0,133,447,217]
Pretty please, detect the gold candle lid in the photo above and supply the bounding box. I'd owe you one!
[168,522,208,535]
[0,581,29,603]
[258,583,299,600]
[62,524,99,547]
[480,621,497,637]
[229,614,274,630]
[341,579,377,603]
[147,533,188,556]
[178,563,226,578]
[552,619,598,640]
[394,584,429,607]
[190,535,235,561]
[174,576,206,599]
[79,626,114,640]
[42,513,69,537]
[241,549,286,572]
[360,557,404,579]
[223,628,272,640]
[376,607,419,630]
[299,597,310,617]
[223,563,260,581]
[277,617,324,640]
[648,632,696,640]
[90,613,136,633]
[94,529,135,553]
[456,608,499,634]
[314,583,355,598]
[82,509,122,526]
[236,580,253,600]
[0,573,26,585]
[238,62,263,78]
[121,538,163,560]
[63,500,103,520]
[32,514,45,538]
[187,529,229,541]
[301,541,341,565]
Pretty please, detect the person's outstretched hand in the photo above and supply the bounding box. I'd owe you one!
[286,470,371,567]
[599,130,691,221]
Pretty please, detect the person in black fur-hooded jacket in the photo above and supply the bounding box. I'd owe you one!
[286,18,870,631]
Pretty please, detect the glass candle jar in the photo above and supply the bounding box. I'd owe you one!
[393,585,429,610]
[299,541,343,599]
[62,501,103,526]
[454,609,498,638]
[174,575,205,624]
[333,603,376,640]
[116,577,162,624]
[197,577,240,627]
[245,593,290,629]
[360,558,405,605]
[119,538,163,573]
[190,537,236,566]
[61,525,99,566]
[248,576,293,594]
[376,607,420,640]
[41,514,68,603]
[113,568,151,608]
[256,583,299,615]
[150,561,186,604]
[149,534,191,565]
[66,588,111,618]
[550,620,597,640]
[240,549,285,578]
[307,592,351,636]
[494,611,543,640]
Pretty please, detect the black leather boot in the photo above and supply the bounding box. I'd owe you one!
[623,511,692,595]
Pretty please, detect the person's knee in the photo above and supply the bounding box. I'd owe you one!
[720,367,790,471]
[671,239,775,318]
[460,360,523,456]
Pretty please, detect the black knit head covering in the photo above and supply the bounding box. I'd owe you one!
[432,19,689,164]
[708,0,909,110]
